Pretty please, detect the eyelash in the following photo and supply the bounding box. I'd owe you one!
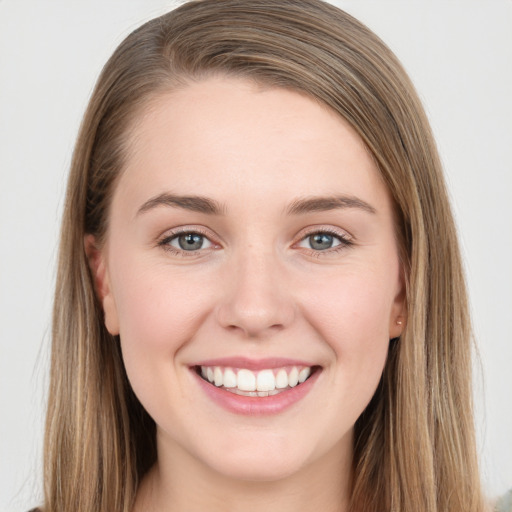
[158,227,216,257]
[296,228,353,257]
[157,227,353,257]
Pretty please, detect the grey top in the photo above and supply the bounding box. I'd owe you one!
[28,489,512,512]
[496,490,512,512]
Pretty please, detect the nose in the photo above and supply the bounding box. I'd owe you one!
[215,247,296,338]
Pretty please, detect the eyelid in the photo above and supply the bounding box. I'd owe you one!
[167,232,214,251]
[295,225,353,242]
[293,225,354,253]
[156,224,353,256]
[157,225,221,255]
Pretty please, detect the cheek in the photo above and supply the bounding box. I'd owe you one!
[107,250,217,383]
[301,263,395,397]
[107,253,219,422]
[305,265,395,345]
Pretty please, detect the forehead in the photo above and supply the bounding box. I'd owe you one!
[115,76,389,214]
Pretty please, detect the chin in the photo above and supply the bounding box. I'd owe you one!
[207,452,307,483]
[191,431,314,483]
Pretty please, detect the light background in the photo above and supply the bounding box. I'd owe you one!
[1,1,511,510]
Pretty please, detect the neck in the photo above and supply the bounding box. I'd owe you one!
[133,430,353,512]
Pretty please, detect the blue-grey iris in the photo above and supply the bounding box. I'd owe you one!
[309,233,334,250]
[178,233,204,250]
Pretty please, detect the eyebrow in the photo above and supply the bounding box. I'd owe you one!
[137,193,226,216]
[136,192,376,217]
[286,195,377,215]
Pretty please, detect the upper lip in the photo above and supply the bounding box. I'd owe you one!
[191,357,317,371]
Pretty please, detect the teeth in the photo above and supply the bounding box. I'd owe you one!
[200,364,314,394]
[237,369,256,391]
[223,368,237,388]
[275,369,288,389]
[298,367,311,383]
[256,369,275,391]
[288,367,299,387]
[213,367,223,387]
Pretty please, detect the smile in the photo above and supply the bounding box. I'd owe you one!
[198,365,314,397]
[191,358,321,415]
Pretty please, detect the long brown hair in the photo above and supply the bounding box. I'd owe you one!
[43,1,483,511]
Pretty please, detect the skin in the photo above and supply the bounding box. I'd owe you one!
[88,76,406,512]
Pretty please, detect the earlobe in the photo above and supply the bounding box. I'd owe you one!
[84,234,120,335]
[389,268,407,340]
[389,315,406,340]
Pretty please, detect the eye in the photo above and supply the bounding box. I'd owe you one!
[162,231,213,252]
[297,230,351,251]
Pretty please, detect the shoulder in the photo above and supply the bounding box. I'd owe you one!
[495,489,512,512]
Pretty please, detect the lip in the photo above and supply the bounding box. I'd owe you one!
[193,357,314,371]
[190,359,321,415]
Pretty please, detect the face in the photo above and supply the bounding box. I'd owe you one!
[92,77,405,483]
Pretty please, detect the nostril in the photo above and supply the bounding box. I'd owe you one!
[214,272,296,336]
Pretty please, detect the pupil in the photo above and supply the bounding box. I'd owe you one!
[310,233,333,250]
[178,233,203,251]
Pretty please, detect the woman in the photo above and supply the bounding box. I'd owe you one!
[35,0,498,510]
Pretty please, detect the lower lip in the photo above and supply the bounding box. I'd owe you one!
[192,368,320,415]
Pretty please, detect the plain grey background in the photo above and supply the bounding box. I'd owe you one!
[1,1,511,510]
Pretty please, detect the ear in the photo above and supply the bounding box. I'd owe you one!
[84,234,120,335]
[388,266,407,340]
